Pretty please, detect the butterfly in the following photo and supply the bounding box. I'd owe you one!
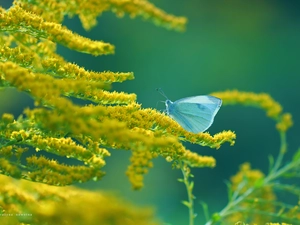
[158,89,222,133]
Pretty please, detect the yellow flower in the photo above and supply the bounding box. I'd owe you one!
[211,90,293,132]
[1,113,14,124]
[19,0,187,31]
[1,6,114,56]
[276,113,293,132]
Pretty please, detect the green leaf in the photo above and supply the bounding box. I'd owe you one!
[281,172,298,178]
[224,180,233,202]
[200,201,210,222]
[177,178,184,183]
[189,181,194,190]
[292,148,300,162]
[182,200,191,208]
[273,183,300,195]
[268,154,274,173]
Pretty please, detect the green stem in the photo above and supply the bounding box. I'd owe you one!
[180,162,195,225]
[205,130,290,225]
[271,131,286,173]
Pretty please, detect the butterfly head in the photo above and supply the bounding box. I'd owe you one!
[165,99,172,106]
[156,88,173,114]
[165,99,174,114]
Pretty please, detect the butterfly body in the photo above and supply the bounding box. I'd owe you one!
[165,95,222,133]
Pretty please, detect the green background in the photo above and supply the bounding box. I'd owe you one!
[1,0,300,224]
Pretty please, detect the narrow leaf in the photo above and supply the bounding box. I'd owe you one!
[292,148,300,162]
[224,180,233,202]
[268,154,274,173]
[182,200,191,208]
[189,181,194,190]
[200,201,210,222]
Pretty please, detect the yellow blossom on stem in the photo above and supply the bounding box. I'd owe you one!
[211,90,293,132]
[276,113,293,132]
[18,0,187,31]
[0,5,114,56]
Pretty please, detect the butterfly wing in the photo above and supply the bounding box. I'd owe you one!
[169,96,222,133]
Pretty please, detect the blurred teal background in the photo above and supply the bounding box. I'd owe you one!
[1,0,300,224]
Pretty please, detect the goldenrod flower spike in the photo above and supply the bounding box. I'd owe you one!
[0,5,114,56]
[40,56,135,83]
[24,105,223,189]
[104,105,236,149]
[182,150,216,168]
[0,46,135,83]
[18,0,187,31]
[211,90,293,132]
[0,114,109,185]
[107,0,187,31]
[124,127,218,189]
[0,46,136,104]
[276,113,293,132]
[0,62,121,105]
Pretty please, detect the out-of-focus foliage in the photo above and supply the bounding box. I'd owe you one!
[0,174,160,225]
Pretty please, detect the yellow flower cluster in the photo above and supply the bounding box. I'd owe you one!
[104,105,236,145]
[25,155,105,185]
[227,163,276,224]
[0,114,109,185]
[126,149,154,190]
[1,113,14,124]
[0,158,22,178]
[40,57,135,83]
[1,56,233,190]
[0,61,110,107]
[211,90,293,132]
[276,113,293,132]
[18,0,187,31]
[0,77,236,189]
[1,6,115,56]
[182,150,216,167]
[0,174,161,225]
[0,46,136,104]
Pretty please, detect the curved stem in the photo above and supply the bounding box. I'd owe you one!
[180,162,195,225]
[271,131,286,173]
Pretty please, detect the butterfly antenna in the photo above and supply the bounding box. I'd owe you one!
[155,100,165,109]
[156,88,168,99]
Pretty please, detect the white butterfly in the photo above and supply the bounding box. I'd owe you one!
[162,93,222,133]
